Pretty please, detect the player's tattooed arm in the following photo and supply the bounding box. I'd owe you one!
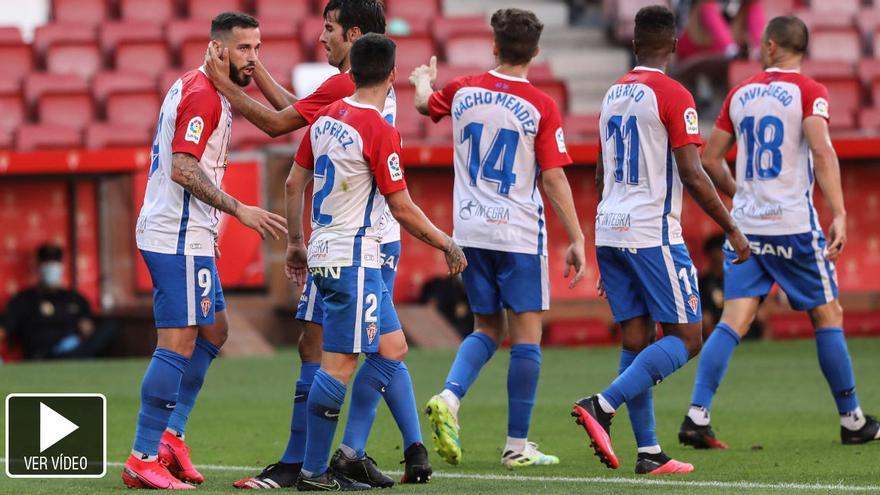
[804,116,847,261]
[674,144,750,264]
[410,56,438,116]
[253,60,299,110]
[542,167,587,288]
[386,188,467,275]
[701,128,737,198]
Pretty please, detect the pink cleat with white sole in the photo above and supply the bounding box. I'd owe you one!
[121,454,195,490]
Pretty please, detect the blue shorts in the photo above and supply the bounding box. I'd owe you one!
[724,232,838,311]
[295,242,401,335]
[597,244,701,324]
[309,265,394,354]
[140,250,226,329]
[461,247,549,314]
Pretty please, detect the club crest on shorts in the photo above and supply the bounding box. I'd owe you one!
[201,296,212,318]
[688,294,699,314]
[367,322,378,344]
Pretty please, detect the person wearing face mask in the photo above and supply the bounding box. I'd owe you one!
[3,244,113,360]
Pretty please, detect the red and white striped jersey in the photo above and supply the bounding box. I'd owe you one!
[717,68,831,235]
[597,67,703,248]
[295,98,408,268]
[136,68,233,257]
[428,70,571,256]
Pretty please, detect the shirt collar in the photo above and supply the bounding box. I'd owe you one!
[343,96,383,115]
[765,67,800,73]
[632,66,665,74]
[489,69,529,83]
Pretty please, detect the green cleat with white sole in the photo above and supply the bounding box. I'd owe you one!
[501,442,560,469]
[425,395,462,465]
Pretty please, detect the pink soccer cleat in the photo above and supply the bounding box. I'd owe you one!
[121,454,195,490]
[158,431,205,485]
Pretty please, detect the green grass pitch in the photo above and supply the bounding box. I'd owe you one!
[1,339,879,494]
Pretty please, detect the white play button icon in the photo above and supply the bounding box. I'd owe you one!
[39,402,79,453]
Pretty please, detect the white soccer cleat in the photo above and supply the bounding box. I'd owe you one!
[500,442,560,469]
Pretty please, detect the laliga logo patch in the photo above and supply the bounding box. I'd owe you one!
[185,116,204,144]
[201,296,212,318]
[813,97,829,119]
[387,152,403,181]
[366,323,378,344]
[684,107,699,135]
[555,127,567,153]
[688,294,699,314]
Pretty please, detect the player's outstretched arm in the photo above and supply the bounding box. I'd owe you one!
[171,152,287,240]
[253,60,298,110]
[701,127,737,198]
[410,56,437,116]
[284,163,313,286]
[805,116,847,261]
[204,46,307,136]
[674,144,750,263]
[385,189,467,275]
[542,167,586,288]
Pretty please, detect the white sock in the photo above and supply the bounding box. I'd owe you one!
[131,450,157,462]
[597,394,616,414]
[688,406,710,426]
[504,436,527,453]
[637,445,662,455]
[440,389,461,417]
[166,427,184,439]
[841,407,867,431]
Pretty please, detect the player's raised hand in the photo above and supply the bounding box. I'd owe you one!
[443,238,468,276]
[825,213,847,262]
[409,55,438,87]
[727,227,751,264]
[285,242,308,286]
[563,241,587,289]
[235,204,288,240]
[204,43,231,87]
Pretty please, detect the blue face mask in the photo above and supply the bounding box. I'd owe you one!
[40,262,64,288]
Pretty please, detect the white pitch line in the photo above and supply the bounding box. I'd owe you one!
[80,460,880,492]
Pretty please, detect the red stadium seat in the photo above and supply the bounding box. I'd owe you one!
[85,123,151,149]
[391,36,435,79]
[115,41,170,79]
[423,115,452,143]
[385,0,439,22]
[16,124,82,150]
[858,107,880,131]
[445,34,495,68]
[0,27,23,43]
[230,117,277,150]
[528,64,557,84]
[389,17,431,37]
[46,42,102,80]
[796,9,854,30]
[254,0,312,23]
[534,80,569,113]
[392,85,424,140]
[258,37,303,89]
[106,90,160,128]
[434,63,480,89]
[180,39,211,71]
[119,0,176,24]
[167,20,208,52]
[100,21,163,54]
[53,0,107,26]
[801,60,855,79]
[433,16,490,42]
[809,28,861,63]
[24,73,88,106]
[544,319,617,347]
[859,58,880,86]
[810,0,859,15]
[93,71,157,106]
[858,9,880,41]
[38,90,94,130]
[817,76,862,114]
[728,59,761,87]
[186,0,242,20]
[563,113,600,144]
[159,68,185,94]
[768,312,813,340]
[257,19,298,38]
[761,0,796,19]
[0,77,24,135]
[828,110,857,132]
[299,16,327,61]
[0,42,34,83]
[33,23,96,58]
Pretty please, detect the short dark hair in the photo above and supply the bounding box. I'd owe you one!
[633,5,676,52]
[324,0,386,39]
[765,15,808,54]
[350,33,395,87]
[37,244,63,263]
[490,8,543,65]
[210,11,259,39]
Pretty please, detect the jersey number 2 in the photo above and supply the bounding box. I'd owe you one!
[740,116,784,180]
[607,115,640,185]
[312,155,336,226]
[461,122,519,195]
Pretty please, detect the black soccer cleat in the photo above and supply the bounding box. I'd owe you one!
[678,416,729,449]
[841,415,880,445]
[330,449,394,488]
[571,396,619,469]
[634,452,694,475]
[233,462,302,489]
[400,442,432,484]
[295,469,371,492]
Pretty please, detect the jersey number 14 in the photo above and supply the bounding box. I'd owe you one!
[461,122,518,195]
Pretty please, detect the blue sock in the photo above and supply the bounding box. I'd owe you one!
[281,362,320,464]
[816,327,860,414]
[691,323,740,410]
[382,362,423,449]
[132,348,190,456]
[302,369,347,477]
[166,338,219,435]
[341,354,400,458]
[444,332,497,399]
[619,349,657,448]
[507,344,541,439]
[602,336,689,410]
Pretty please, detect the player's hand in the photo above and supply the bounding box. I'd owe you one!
[409,55,438,87]
[825,213,847,262]
[285,241,308,286]
[236,204,288,240]
[596,277,607,299]
[727,228,751,264]
[443,237,467,276]
[204,44,232,88]
[563,241,586,289]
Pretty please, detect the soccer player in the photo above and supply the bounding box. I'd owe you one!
[205,1,433,488]
[679,15,880,448]
[123,12,288,490]
[285,33,466,491]
[570,5,750,474]
[410,8,586,468]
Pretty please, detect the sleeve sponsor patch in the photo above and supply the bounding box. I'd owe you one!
[812,97,830,119]
[185,116,205,144]
[555,127,567,153]
[387,152,403,181]
[684,107,699,135]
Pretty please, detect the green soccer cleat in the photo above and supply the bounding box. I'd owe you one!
[501,442,560,469]
[425,394,462,465]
